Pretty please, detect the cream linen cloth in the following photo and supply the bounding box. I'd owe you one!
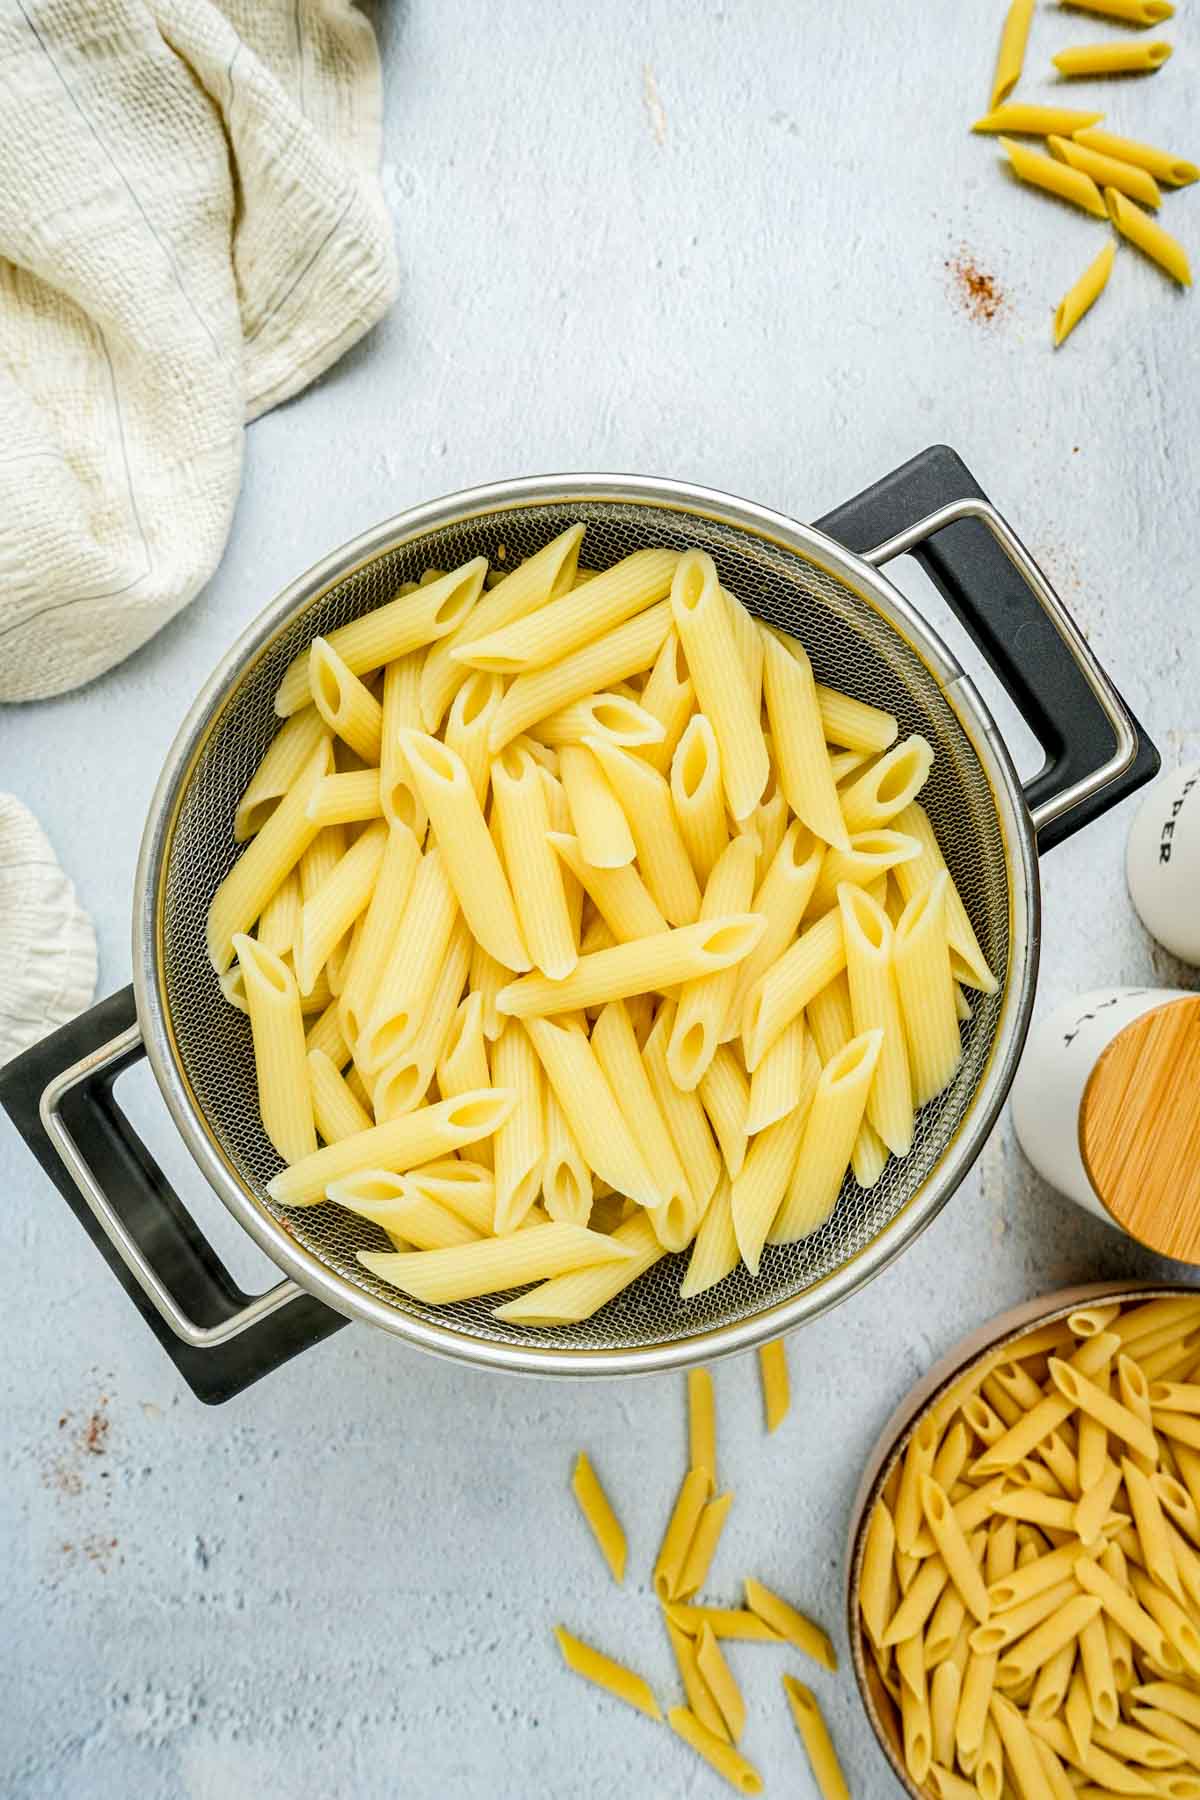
[0,795,97,1063]
[0,0,397,701]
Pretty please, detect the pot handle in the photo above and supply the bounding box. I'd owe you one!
[815,443,1159,851]
[0,986,348,1404]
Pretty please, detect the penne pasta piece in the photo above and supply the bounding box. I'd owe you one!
[235,706,328,841]
[467,939,507,1043]
[695,1625,745,1743]
[731,1101,809,1276]
[724,591,764,714]
[762,631,848,849]
[493,1209,663,1323]
[399,730,531,969]
[1054,241,1117,348]
[723,822,826,1043]
[666,1603,782,1643]
[256,866,302,959]
[894,872,963,1107]
[698,1045,751,1180]
[990,1693,1060,1798]
[306,995,350,1069]
[488,600,674,751]
[267,1089,514,1205]
[554,1625,661,1721]
[1050,1359,1160,1462]
[342,1178,479,1251]
[805,830,920,920]
[337,823,421,1050]
[891,802,998,993]
[548,832,666,942]
[655,1467,710,1601]
[972,103,1106,135]
[208,738,333,971]
[1059,0,1174,20]
[275,561,485,719]
[591,1000,696,1248]
[667,1707,763,1795]
[643,1002,723,1204]
[539,1087,591,1225]
[443,670,504,808]
[584,734,701,925]
[828,748,868,784]
[679,1172,738,1300]
[770,1030,884,1243]
[671,714,729,887]
[815,683,898,754]
[1074,126,1198,188]
[535,689,665,752]
[1050,136,1161,209]
[379,649,428,839]
[357,846,459,1072]
[664,1616,729,1743]
[308,1048,373,1144]
[668,836,758,1090]
[1054,39,1172,75]
[296,819,387,996]
[689,1368,717,1488]
[523,1016,660,1209]
[308,638,383,764]
[304,769,383,828]
[991,0,1036,108]
[234,935,317,1163]
[492,745,576,980]
[742,907,845,1072]
[436,993,492,1149]
[490,1021,545,1233]
[921,1475,992,1622]
[677,1493,735,1601]
[363,1220,632,1304]
[784,1678,849,1800]
[745,1015,810,1137]
[498,915,763,1020]
[806,971,889,1187]
[758,1340,791,1433]
[840,883,913,1156]
[402,1159,495,1234]
[558,745,636,869]
[458,549,677,673]
[999,136,1108,217]
[670,554,768,822]
[634,629,693,773]
[1105,188,1192,285]
[839,736,934,835]
[571,1451,626,1583]
[421,529,583,731]
[930,1660,961,1769]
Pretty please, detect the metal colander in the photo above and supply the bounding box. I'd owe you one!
[132,476,1033,1375]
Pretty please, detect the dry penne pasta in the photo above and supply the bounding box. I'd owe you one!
[784,1677,850,1800]
[667,1706,763,1795]
[971,103,1105,136]
[991,0,1035,108]
[554,1626,661,1720]
[1105,188,1192,286]
[1054,241,1117,348]
[571,1451,626,1583]
[1053,39,1173,76]
[999,136,1108,218]
[1073,126,1198,188]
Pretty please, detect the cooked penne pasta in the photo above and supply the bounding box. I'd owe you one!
[840,883,913,1155]
[267,1089,514,1205]
[724,589,764,713]
[745,1015,809,1136]
[1053,241,1118,348]
[306,995,350,1069]
[591,1000,696,1247]
[571,1451,626,1583]
[584,734,702,925]
[634,629,694,773]
[497,914,763,1020]
[891,802,998,994]
[357,846,459,1072]
[698,1045,751,1180]
[554,1626,661,1720]
[1105,187,1192,285]
[894,872,962,1106]
[523,1016,660,1210]
[805,970,889,1188]
[670,552,769,822]
[492,1210,664,1323]
[296,819,387,996]
[256,866,302,958]
[723,822,825,1043]
[999,136,1108,217]
[815,683,898,755]
[362,1220,632,1304]
[668,836,758,1091]
[671,714,729,886]
[770,1030,883,1243]
[490,1021,545,1233]
[487,600,674,751]
[1054,39,1173,76]
[442,670,504,808]
[304,768,384,828]
[762,630,848,850]
[732,1098,810,1276]
[679,1172,738,1300]
[234,935,316,1163]
[741,907,845,1072]
[991,0,1036,109]
[308,638,383,764]
[558,745,636,869]
[492,744,576,980]
[536,689,665,752]
[839,736,934,835]
[379,649,428,838]
[308,1048,373,1144]
[539,1088,591,1224]
[235,707,328,841]
[458,548,677,673]
[783,1677,850,1800]
[208,738,333,971]
[806,830,919,920]
[758,1340,791,1434]
[1074,126,1198,188]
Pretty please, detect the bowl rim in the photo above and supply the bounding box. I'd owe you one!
[132,471,1040,1377]
[844,1278,1200,1799]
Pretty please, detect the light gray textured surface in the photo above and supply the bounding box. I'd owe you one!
[2,1,1198,1794]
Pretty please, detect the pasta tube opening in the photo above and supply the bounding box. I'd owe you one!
[373,1053,429,1121]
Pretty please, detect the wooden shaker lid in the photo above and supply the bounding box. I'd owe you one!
[1079,995,1200,1263]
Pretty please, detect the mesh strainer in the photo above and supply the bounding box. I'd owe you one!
[2,450,1156,1402]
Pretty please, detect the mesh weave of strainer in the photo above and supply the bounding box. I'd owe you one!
[158,499,1009,1352]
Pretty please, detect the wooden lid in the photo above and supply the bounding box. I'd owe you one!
[1079,996,1200,1263]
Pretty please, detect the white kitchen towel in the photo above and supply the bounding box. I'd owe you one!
[0,795,97,1065]
[0,0,397,702]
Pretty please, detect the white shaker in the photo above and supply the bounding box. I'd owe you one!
[1126,762,1200,965]
[1010,987,1200,1260]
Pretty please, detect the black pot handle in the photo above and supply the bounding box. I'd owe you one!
[815,444,1159,851]
[0,986,348,1405]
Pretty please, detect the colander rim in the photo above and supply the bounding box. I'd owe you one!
[132,472,1040,1377]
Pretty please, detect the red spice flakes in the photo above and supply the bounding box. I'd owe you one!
[83,1403,110,1456]
[945,251,1007,324]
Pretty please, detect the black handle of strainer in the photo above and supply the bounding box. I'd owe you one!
[0,987,349,1404]
[815,443,1160,851]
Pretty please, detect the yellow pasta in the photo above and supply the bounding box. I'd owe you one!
[490,1021,545,1233]
[307,1048,373,1144]
[308,638,383,764]
[457,547,677,673]
[1105,187,1192,285]
[770,1030,884,1243]
[635,628,694,773]
[971,103,1105,135]
[990,0,1035,108]
[539,1088,590,1224]
[554,1626,661,1721]
[670,552,769,822]
[664,1617,729,1744]
[1054,40,1173,76]
[894,872,963,1107]
[860,1498,898,1648]
[668,836,758,1091]
[487,600,674,751]
[743,1578,835,1665]
[667,1706,763,1795]
[234,935,316,1163]
[891,802,998,994]
[839,735,934,835]
[295,819,388,996]
[535,689,665,752]
[207,737,333,971]
[1060,0,1174,20]
[723,821,825,1044]
[731,1102,809,1276]
[677,1493,735,1599]
[403,1160,495,1234]
[379,649,428,839]
[492,1209,665,1324]
[548,832,667,942]
[783,1678,850,1800]
[670,713,730,885]
[256,866,302,959]
[753,1341,789,1435]
[689,1369,717,1488]
[235,706,328,841]
[1074,125,1199,188]
[761,630,848,849]
[336,822,420,1050]
[571,1451,626,1584]
[654,1466,711,1601]
[421,528,583,732]
[491,744,576,981]
[698,1045,750,1179]
[679,1172,739,1300]
[745,1014,808,1136]
[558,745,636,869]
[305,995,350,1069]
[497,914,764,1021]
[523,1016,660,1210]
[1050,136,1161,209]
[442,670,504,809]
[304,768,384,828]
[696,1625,745,1743]
[362,1219,632,1304]
[267,1088,514,1205]
[1053,241,1118,348]
[999,135,1108,218]
[357,847,459,1073]
[741,907,845,1072]
[840,883,913,1156]
[584,734,702,925]
[666,1603,782,1642]
[807,971,889,1188]
[805,829,919,920]
[591,1000,695,1248]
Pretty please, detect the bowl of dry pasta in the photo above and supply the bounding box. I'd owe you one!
[848,1283,1200,1800]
